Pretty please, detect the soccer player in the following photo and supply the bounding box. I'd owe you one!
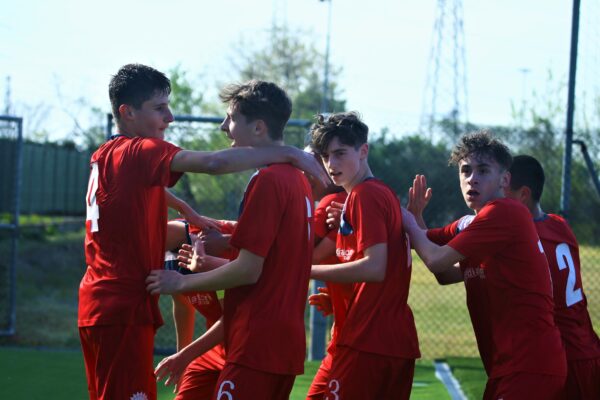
[309,112,420,400]
[505,155,600,400]
[145,80,314,400]
[403,131,567,399]
[78,65,325,400]
[158,219,238,400]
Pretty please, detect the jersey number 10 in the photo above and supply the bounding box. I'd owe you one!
[555,243,583,307]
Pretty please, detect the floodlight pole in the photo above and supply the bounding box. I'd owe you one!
[320,0,333,114]
[560,0,580,218]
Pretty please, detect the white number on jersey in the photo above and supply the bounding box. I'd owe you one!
[326,379,340,400]
[216,380,235,400]
[305,196,313,241]
[555,243,583,307]
[86,162,100,232]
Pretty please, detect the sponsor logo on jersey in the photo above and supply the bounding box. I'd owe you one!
[463,266,485,281]
[336,248,355,261]
[189,293,214,306]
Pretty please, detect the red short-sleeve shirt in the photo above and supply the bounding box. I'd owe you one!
[78,136,182,328]
[224,164,314,375]
[448,198,567,378]
[335,179,420,359]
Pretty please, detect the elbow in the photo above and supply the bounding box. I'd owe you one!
[426,258,450,275]
[242,264,263,285]
[204,155,228,174]
[366,265,386,283]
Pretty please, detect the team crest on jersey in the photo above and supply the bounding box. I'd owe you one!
[130,392,148,400]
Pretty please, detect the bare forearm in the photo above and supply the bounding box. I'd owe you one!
[171,146,294,174]
[312,243,387,283]
[178,319,224,366]
[181,258,261,292]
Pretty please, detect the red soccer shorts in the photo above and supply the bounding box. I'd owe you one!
[565,357,600,400]
[306,351,333,399]
[79,324,156,400]
[211,362,295,400]
[484,372,567,400]
[175,345,226,400]
[324,346,415,400]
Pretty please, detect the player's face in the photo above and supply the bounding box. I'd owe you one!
[458,155,509,213]
[320,137,368,191]
[132,93,174,140]
[220,106,257,147]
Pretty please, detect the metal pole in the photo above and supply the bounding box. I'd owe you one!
[573,140,600,199]
[560,0,581,218]
[320,0,332,114]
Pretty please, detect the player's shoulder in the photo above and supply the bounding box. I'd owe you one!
[256,164,309,193]
[482,197,530,219]
[353,178,394,198]
[536,213,577,244]
[320,191,347,206]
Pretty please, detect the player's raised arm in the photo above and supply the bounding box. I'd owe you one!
[171,146,328,185]
[402,207,464,274]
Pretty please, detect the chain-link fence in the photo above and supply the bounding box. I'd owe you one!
[0,115,597,362]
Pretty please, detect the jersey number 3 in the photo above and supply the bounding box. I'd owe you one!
[555,243,583,307]
[86,162,100,232]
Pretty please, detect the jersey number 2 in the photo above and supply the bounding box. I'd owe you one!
[555,243,583,307]
[86,162,100,232]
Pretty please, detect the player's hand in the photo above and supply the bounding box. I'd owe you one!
[155,352,192,393]
[146,270,185,295]
[178,237,207,272]
[290,147,330,187]
[407,175,432,217]
[308,287,333,316]
[200,228,232,257]
[325,201,344,230]
[178,208,220,231]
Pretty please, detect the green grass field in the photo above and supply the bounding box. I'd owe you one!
[0,347,451,399]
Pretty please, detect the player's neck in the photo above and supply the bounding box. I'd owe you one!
[344,165,374,193]
[531,203,544,219]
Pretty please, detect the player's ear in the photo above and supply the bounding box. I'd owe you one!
[255,119,267,137]
[118,104,134,121]
[359,143,369,160]
[500,170,510,189]
[521,186,532,203]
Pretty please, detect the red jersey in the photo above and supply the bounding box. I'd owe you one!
[448,198,567,378]
[314,192,353,354]
[535,213,600,361]
[78,136,181,327]
[428,215,495,375]
[225,164,314,375]
[335,179,420,359]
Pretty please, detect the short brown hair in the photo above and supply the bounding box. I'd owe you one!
[219,80,292,141]
[449,130,512,170]
[310,112,368,155]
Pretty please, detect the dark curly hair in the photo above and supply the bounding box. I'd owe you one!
[219,80,292,141]
[309,112,369,155]
[449,130,512,170]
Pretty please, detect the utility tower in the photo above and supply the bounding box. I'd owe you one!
[420,0,468,138]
